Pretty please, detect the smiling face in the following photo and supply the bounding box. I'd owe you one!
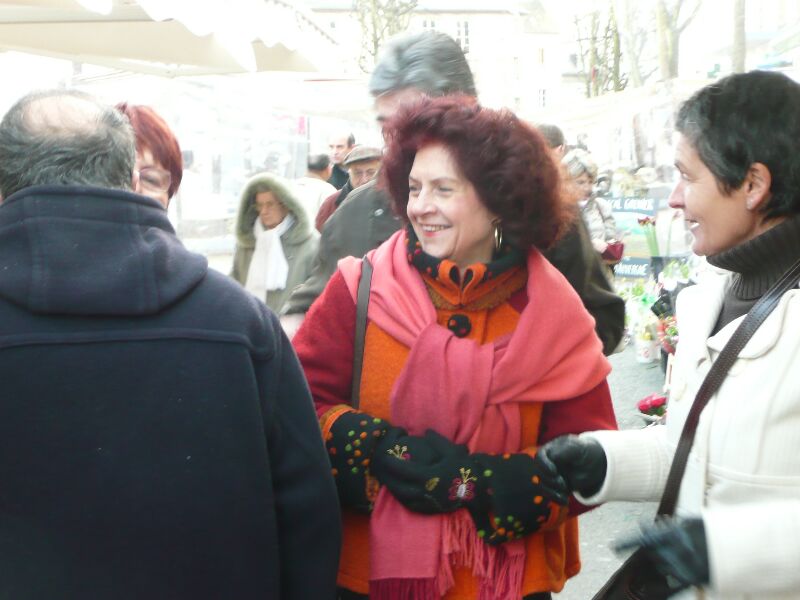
[407,143,497,269]
[669,134,766,256]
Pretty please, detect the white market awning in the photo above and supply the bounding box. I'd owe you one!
[0,0,342,76]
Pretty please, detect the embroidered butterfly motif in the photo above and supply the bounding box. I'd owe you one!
[448,467,477,501]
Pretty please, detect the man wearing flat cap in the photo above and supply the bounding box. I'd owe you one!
[314,145,383,232]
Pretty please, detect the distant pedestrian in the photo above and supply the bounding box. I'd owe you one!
[231,173,319,314]
[328,132,355,189]
[315,145,382,232]
[293,152,337,222]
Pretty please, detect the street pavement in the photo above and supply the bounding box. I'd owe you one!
[553,343,664,599]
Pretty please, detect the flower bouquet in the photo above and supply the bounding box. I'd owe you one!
[637,392,667,424]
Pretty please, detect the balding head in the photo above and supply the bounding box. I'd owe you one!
[0,90,135,200]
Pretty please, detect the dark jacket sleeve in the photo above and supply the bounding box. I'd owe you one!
[282,181,401,316]
[258,311,341,598]
[545,218,625,355]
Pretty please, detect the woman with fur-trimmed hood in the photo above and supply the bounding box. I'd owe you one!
[231,173,319,314]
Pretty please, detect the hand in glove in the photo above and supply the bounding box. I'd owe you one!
[371,428,473,514]
[373,430,570,543]
[468,451,570,545]
[537,434,607,497]
[614,517,710,594]
[325,410,400,512]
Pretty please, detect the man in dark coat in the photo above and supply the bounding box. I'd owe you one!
[281,32,624,355]
[0,90,340,599]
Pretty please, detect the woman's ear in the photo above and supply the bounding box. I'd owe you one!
[131,170,140,193]
[744,162,772,211]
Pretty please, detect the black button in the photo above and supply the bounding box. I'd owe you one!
[447,314,472,338]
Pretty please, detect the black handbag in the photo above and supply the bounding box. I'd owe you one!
[592,256,800,600]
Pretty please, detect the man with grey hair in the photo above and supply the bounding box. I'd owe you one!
[282,31,623,356]
[0,90,339,599]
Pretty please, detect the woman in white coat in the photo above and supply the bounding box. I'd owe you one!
[540,70,800,600]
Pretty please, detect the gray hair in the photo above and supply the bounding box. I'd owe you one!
[0,89,135,199]
[369,31,477,98]
[562,148,598,180]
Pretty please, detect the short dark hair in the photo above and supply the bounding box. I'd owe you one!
[536,123,565,149]
[0,90,135,199]
[347,133,356,147]
[381,95,567,251]
[308,153,331,172]
[676,70,800,220]
[369,31,477,98]
[116,102,183,198]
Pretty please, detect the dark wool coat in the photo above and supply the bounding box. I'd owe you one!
[0,185,340,600]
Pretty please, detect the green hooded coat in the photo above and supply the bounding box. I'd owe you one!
[230,173,319,314]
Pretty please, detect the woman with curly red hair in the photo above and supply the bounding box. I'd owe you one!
[293,95,617,600]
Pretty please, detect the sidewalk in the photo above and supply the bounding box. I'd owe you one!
[554,343,664,599]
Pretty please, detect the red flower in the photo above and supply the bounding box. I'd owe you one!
[637,393,667,416]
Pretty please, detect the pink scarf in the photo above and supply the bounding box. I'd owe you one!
[339,230,610,599]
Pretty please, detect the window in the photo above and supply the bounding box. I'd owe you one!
[538,47,545,65]
[422,19,436,30]
[538,89,547,108]
[456,20,470,53]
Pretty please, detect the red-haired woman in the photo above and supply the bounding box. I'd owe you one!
[293,96,617,600]
[116,103,182,209]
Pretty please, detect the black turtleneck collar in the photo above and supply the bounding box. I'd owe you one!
[707,215,800,332]
[707,215,800,300]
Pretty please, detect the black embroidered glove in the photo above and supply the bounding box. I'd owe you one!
[371,428,475,514]
[613,517,710,593]
[372,429,570,544]
[537,434,607,497]
[325,410,398,512]
[467,451,569,545]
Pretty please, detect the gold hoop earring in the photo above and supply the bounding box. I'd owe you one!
[493,221,503,252]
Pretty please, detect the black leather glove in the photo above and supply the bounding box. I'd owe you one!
[325,410,401,512]
[537,434,607,497]
[614,517,710,594]
[467,451,569,545]
[371,428,474,514]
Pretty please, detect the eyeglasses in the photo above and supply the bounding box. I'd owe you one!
[137,167,172,193]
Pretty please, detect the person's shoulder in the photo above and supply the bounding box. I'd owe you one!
[337,179,389,213]
[188,269,283,358]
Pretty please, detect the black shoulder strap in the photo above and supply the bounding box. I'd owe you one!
[350,256,373,409]
[657,256,800,516]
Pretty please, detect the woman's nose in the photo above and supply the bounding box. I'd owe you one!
[668,181,684,209]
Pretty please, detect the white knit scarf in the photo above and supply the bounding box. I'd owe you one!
[244,214,294,303]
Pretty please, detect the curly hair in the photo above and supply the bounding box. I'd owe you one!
[380,95,568,251]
